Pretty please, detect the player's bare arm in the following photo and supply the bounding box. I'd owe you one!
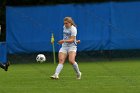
[58,36,75,44]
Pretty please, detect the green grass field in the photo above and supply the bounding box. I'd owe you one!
[0,60,140,93]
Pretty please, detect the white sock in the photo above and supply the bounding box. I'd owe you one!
[72,62,80,74]
[55,64,63,76]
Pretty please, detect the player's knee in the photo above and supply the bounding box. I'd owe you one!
[69,59,75,64]
[59,58,65,64]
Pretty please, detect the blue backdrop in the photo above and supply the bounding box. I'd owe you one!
[6,2,140,54]
[0,42,7,63]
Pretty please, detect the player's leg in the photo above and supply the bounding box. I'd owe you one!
[68,46,81,79]
[50,47,67,79]
[55,52,67,75]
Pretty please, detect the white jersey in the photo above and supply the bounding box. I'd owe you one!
[62,25,77,47]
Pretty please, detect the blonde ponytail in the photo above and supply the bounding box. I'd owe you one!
[64,17,76,27]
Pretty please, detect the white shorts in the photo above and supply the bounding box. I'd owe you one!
[59,46,77,55]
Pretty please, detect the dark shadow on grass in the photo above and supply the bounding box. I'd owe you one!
[8,50,140,64]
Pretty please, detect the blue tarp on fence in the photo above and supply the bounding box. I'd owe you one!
[0,42,7,63]
[6,2,140,54]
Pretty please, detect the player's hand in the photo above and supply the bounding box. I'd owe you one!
[77,40,80,44]
[58,40,64,44]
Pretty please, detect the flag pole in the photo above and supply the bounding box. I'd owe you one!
[51,33,56,64]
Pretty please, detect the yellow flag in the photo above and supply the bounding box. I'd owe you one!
[51,33,54,44]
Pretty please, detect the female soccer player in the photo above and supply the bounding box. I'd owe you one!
[50,17,82,79]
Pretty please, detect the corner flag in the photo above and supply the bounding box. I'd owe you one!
[51,33,56,64]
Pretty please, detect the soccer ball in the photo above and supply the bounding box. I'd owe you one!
[36,54,46,63]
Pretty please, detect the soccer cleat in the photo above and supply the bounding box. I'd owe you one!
[4,61,10,71]
[0,63,5,69]
[77,72,82,79]
[50,74,59,79]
